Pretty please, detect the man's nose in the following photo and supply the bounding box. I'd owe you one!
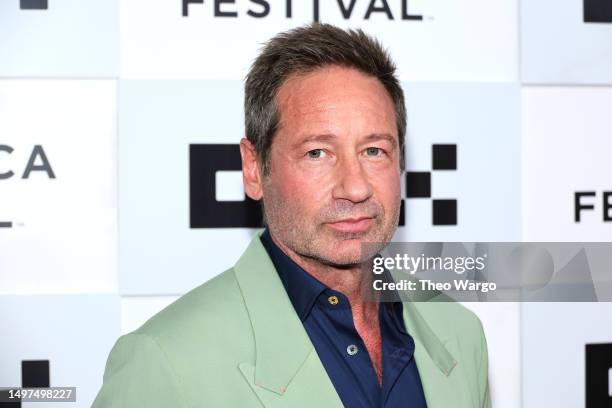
[331,154,373,203]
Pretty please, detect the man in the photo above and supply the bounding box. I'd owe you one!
[93,24,491,407]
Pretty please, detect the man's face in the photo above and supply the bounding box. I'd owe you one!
[262,65,401,266]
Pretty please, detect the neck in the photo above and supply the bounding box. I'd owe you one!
[270,233,379,318]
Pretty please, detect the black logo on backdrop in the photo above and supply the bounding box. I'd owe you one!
[19,0,47,10]
[182,0,423,21]
[0,145,55,229]
[406,144,458,226]
[190,143,458,228]
[574,191,612,222]
[585,343,612,407]
[584,0,612,23]
[0,360,49,408]
[190,144,261,228]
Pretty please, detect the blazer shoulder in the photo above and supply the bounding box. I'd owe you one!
[94,268,258,407]
[134,267,251,346]
[413,298,485,343]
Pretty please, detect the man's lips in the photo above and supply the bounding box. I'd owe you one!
[326,216,374,233]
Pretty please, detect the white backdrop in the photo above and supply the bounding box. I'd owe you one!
[1,0,611,406]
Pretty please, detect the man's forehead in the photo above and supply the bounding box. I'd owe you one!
[277,65,385,101]
[275,66,395,121]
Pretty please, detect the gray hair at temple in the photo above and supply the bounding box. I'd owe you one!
[244,23,407,176]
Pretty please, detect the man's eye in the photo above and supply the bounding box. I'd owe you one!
[365,147,382,156]
[307,149,325,159]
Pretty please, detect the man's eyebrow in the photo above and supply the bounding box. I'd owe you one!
[363,133,398,147]
[297,134,337,144]
[293,133,398,147]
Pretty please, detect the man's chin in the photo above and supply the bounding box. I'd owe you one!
[317,237,383,266]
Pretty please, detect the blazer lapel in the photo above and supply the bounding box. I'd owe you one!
[233,230,462,407]
[238,349,343,408]
[402,299,463,407]
[233,230,343,408]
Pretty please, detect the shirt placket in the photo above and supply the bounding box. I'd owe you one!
[322,290,383,408]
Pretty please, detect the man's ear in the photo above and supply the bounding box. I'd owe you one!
[239,137,263,201]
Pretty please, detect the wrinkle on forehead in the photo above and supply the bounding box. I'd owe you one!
[274,65,397,142]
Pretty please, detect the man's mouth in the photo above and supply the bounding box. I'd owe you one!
[326,216,374,234]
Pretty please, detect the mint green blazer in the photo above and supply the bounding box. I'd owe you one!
[93,231,491,407]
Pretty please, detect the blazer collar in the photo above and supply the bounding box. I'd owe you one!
[233,230,458,396]
[401,297,458,377]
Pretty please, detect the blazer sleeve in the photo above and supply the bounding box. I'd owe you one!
[92,332,186,408]
[478,321,492,408]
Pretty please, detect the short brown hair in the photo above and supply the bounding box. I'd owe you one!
[244,23,406,176]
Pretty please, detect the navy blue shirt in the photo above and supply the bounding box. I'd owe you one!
[260,229,427,408]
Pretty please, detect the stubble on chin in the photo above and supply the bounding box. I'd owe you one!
[263,188,400,267]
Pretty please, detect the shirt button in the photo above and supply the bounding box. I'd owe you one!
[328,295,339,305]
[346,344,359,356]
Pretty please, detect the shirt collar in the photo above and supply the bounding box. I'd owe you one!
[260,228,327,321]
[260,228,407,332]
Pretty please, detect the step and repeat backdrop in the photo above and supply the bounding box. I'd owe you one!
[1,0,611,407]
